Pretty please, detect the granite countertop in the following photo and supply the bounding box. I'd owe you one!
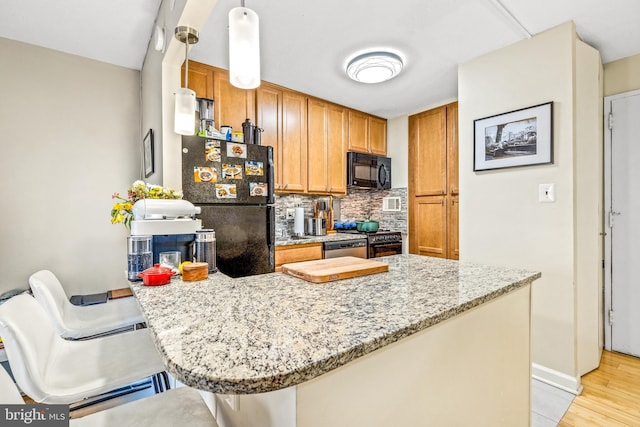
[275,233,367,246]
[130,254,540,395]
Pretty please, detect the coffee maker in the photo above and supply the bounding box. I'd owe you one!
[196,98,215,137]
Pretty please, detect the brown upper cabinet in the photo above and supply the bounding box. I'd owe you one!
[182,61,214,100]
[307,98,348,194]
[408,102,458,260]
[183,62,255,132]
[213,68,256,132]
[182,62,386,194]
[348,110,387,156]
[256,83,307,192]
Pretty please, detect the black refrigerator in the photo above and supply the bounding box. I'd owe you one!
[182,135,275,277]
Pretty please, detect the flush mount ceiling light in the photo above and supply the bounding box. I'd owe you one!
[346,51,404,84]
[229,0,261,89]
[174,26,199,135]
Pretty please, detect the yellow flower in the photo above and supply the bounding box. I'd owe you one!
[111,181,182,228]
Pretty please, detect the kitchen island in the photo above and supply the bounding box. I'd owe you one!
[131,254,540,427]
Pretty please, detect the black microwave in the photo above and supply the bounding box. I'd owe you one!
[347,152,392,189]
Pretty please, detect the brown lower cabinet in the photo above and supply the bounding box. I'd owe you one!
[275,243,323,272]
[409,102,459,260]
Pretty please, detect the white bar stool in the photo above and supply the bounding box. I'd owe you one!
[0,365,219,426]
[29,270,144,339]
[0,294,165,405]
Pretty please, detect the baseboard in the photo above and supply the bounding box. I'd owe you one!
[532,363,583,395]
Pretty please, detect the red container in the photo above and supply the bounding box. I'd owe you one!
[138,263,175,286]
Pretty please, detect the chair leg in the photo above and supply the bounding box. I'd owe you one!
[152,375,160,394]
[160,371,171,391]
[69,380,153,412]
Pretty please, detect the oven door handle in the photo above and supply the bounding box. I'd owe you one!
[370,242,402,248]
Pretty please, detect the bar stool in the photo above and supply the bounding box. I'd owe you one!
[29,270,144,339]
[0,365,218,426]
[0,294,165,405]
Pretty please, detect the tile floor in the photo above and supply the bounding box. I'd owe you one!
[532,379,575,426]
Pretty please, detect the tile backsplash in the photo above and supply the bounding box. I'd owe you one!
[275,188,408,238]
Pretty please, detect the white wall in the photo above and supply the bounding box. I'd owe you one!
[0,38,140,296]
[459,22,602,390]
[140,0,219,190]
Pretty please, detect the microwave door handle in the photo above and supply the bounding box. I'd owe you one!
[377,164,387,188]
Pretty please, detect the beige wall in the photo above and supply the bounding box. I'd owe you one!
[604,53,640,96]
[0,38,140,296]
[387,115,409,189]
[574,40,604,376]
[459,22,602,390]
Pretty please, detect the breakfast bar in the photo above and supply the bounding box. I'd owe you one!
[131,254,540,427]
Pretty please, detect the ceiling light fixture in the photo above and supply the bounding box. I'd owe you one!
[174,26,199,135]
[228,0,261,89]
[346,51,404,84]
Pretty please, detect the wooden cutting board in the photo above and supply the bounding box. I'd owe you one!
[282,256,389,283]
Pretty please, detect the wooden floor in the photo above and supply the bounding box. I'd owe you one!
[559,350,640,426]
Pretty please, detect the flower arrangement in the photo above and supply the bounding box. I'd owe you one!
[111,180,183,228]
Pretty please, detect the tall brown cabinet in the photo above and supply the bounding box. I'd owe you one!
[409,102,459,260]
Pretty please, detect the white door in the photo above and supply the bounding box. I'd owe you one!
[608,91,640,357]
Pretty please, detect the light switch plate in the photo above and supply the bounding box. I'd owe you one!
[286,208,296,219]
[539,183,555,202]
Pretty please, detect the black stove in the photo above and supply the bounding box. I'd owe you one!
[336,230,402,257]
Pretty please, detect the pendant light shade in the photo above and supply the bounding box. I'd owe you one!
[228,6,260,89]
[174,87,196,135]
[174,26,199,135]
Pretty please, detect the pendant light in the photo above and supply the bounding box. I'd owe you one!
[174,26,199,135]
[228,1,260,89]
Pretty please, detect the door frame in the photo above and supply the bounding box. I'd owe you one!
[603,88,640,351]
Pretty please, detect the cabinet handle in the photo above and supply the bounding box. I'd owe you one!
[284,184,289,189]
[441,200,444,205]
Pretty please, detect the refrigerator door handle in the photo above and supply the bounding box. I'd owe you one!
[267,205,275,270]
[266,145,275,204]
[267,205,274,247]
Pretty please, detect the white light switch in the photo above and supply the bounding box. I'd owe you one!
[539,183,555,202]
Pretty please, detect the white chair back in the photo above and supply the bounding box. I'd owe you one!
[0,365,23,404]
[0,294,63,403]
[28,270,71,337]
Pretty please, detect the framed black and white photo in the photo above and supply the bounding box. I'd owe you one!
[143,129,154,178]
[474,102,553,171]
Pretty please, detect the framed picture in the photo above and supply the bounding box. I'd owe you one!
[143,129,154,178]
[474,102,553,171]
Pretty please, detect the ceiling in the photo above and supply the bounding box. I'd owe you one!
[1,0,639,118]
